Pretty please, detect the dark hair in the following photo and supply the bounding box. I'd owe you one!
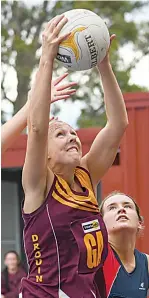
[4,250,21,262]
[99,191,144,224]
[2,251,21,292]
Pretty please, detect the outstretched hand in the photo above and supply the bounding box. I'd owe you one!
[51,73,77,102]
[28,73,77,105]
[97,34,116,68]
[41,15,70,63]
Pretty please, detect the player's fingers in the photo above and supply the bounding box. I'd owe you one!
[53,73,68,86]
[53,16,68,35]
[110,34,116,44]
[43,16,58,34]
[45,16,57,29]
[58,31,72,43]
[57,89,76,95]
[51,95,71,103]
[49,14,65,33]
[56,82,77,91]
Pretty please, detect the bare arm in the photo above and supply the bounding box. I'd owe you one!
[22,15,70,213]
[82,35,128,186]
[1,103,28,155]
[1,73,76,156]
[22,61,53,212]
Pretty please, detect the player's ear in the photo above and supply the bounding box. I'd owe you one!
[137,219,144,235]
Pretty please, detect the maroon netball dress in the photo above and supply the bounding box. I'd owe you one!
[20,166,108,298]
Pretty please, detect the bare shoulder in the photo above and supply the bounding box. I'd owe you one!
[45,168,55,197]
[80,156,96,194]
[23,168,54,214]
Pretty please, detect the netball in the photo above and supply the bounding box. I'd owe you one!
[56,9,110,71]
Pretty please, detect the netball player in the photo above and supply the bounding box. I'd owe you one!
[98,192,149,298]
[1,73,76,154]
[20,14,128,297]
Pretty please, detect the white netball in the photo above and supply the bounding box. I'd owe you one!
[56,9,110,71]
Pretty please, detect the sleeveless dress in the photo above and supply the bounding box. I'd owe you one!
[20,166,108,298]
[96,244,149,298]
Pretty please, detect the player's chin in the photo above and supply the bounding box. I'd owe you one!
[117,220,130,226]
[68,150,81,158]
[69,155,81,166]
[73,155,81,164]
[115,223,135,232]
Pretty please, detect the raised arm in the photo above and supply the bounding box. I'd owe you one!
[1,74,76,156]
[82,35,128,186]
[22,15,70,213]
[1,103,29,155]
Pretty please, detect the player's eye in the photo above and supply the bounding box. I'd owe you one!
[56,132,64,137]
[124,204,131,209]
[71,131,76,136]
[109,206,116,210]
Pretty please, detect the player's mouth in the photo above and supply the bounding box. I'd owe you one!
[116,215,129,221]
[67,146,78,152]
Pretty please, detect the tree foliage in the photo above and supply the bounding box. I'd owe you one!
[1,0,149,127]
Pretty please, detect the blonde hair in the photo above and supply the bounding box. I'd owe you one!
[48,120,73,135]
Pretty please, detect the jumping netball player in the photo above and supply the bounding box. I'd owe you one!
[1,73,76,154]
[20,15,128,297]
[98,192,149,298]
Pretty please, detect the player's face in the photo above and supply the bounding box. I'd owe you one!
[102,195,141,235]
[48,123,82,168]
[4,252,18,270]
